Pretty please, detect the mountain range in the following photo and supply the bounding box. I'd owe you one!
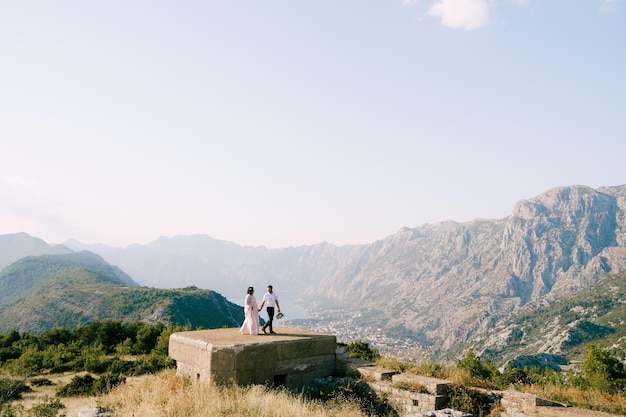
[0,248,244,333]
[2,184,626,364]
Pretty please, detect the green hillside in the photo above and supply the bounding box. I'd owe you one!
[0,252,136,306]
[0,254,244,333]
[464,270,626,365]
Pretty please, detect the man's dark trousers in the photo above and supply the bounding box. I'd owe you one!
[263,307,275,333]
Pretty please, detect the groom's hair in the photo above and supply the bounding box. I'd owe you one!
[267,285,273,289]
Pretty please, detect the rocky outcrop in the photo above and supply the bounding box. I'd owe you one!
[301,185,626,355]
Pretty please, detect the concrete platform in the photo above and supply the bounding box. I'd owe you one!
[169,327,337,388]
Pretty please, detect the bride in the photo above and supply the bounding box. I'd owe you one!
[239,286,260,335]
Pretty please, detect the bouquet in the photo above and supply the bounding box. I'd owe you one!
[276,311,285,320]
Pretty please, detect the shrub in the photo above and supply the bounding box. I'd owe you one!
[498,367,531,387]
[410,360,450,379]
[29,378,53,387]
[28,397,65,417]
[457,349,499,382]
[341,341,381,362]
[447,384,496,417]
[152,325,188,356]
[374,357,408,373]
[56,374,96,397]
[128,354,175,376]
[100,358,134,375]
[0,347,21,363]
[0,331,21,348]
[578,344,626,394]
[133,323,164,354]
[37,329,72,349]
[0,404,25,417]
[93,374,126,395]
[0,379,29,403]
[56,373,125,398]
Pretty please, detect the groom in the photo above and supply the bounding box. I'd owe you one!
[259,285,280,334]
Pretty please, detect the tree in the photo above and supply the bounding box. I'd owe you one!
[457,349,498,381]
[344,341,380,362]
[37,329,72,348]
[0,330,21,348]
[153,325,188,355]
[579,344,626,393]
[134,323,164,354]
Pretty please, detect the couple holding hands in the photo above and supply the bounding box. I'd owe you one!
[240,285,281,335]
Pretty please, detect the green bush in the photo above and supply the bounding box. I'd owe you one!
[80,343,108,374]
[152,325,188,355]
[341,341,381,362]
[37,329,72,349]
[0,331,21,348]
[498,367,532,387]
[28,397,65,417]
[576,344,626,394]
[447,384,496,417]
[0,321,178,379]
[128,354,175,376]
[0,378,29,403]
[457,349,498,381]
[92,373,125,395]
[29,378,53,387]
[413,360,449,379]
[56,373,125,398]
[56,374,96,397]
[0,404,25,417]
[1,398,65,417]
[133,323,164,354]
[0,347,21,363]
[99,358,134,376]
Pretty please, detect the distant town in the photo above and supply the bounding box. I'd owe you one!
[283,305,428,362]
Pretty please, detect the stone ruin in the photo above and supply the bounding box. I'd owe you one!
[167,326,470,416]
[168,326,337,388]
[78,326,620,417]
[357,366,470,416]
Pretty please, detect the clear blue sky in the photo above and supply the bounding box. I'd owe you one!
[1,0,625,248]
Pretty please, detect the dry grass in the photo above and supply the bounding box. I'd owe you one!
[99,370,367,417]
[525,384,626,415]
[405,360,451,380]
[11,372,99,416]
[392,380,429,394]
[374,357,408,373]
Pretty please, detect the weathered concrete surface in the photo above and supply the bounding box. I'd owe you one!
[356,365,452,415]
[358,366,399,381]
[392,373,450,396]
[169,327,336,388]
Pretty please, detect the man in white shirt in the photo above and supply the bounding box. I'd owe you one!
[259,285,281,334]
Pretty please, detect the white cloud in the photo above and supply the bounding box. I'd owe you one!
[600,0,621,13]
[428,0,490,30]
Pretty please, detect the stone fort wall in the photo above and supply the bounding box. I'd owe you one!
[169,327,336,388]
